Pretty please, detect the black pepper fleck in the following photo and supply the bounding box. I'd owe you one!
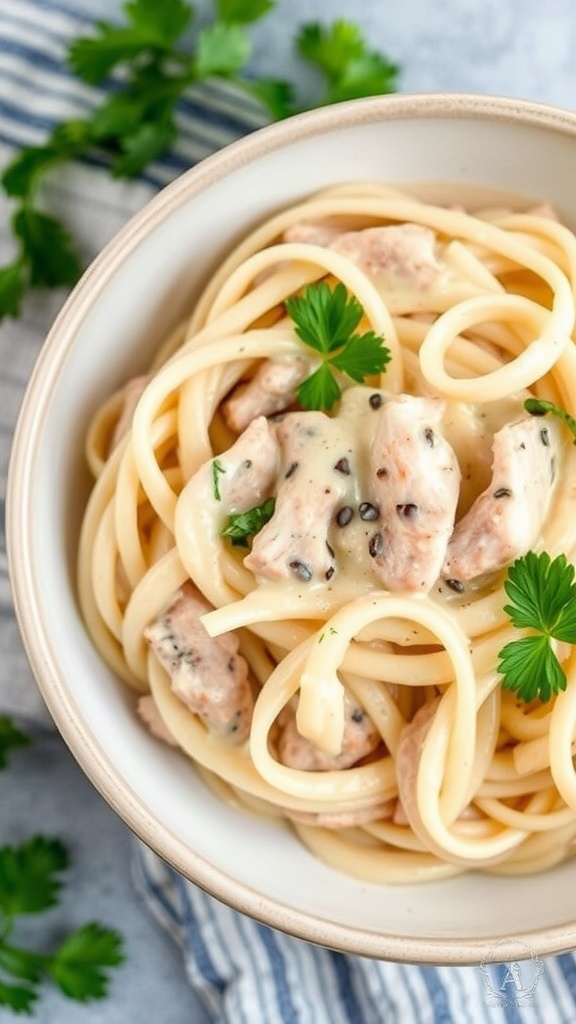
[334,457,351,475]
[423,427,435,447]
[446,578,465,594]
[396,503,419,519]
[376,466,388,479]
[494,487,512,499]
[540,427,550,447]
[336,506,354,527]
[351,707,364,724]
[289,560,313,582]
[369,393,383,409]
[368,532,384,558]
[359,501,380,521]
[285,461,299,479]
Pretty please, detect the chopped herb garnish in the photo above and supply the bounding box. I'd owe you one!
[285,281,391,411]
[524,397,576,445]
[221,497,275,546]
[212,458,226,501]
[0,716,29,770]
[498,551,576,703]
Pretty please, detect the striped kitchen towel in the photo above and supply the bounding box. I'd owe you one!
[133,840,576,1024]
[5,3,576,1024]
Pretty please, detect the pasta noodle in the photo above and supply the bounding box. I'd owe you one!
[78,182,576,883]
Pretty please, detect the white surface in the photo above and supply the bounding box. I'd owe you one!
[9,96,576,964]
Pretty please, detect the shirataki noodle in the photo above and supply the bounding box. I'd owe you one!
[77,182,576,883]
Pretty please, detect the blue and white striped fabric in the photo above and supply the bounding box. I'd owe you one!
[5,3,576,1023]
[133,841,576,1024]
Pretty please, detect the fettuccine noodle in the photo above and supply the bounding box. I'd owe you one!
[78,182,576,883]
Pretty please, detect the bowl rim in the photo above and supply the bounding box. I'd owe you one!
[8,91,576,964]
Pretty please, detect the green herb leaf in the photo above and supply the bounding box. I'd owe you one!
[48,922,124,1003]
[196,23,251,78]
[111,116,178,177]
[1,147,61,200]
[297,21,398,105]
[217,0,275,25]
[123,0,192,44]
[0,717,29,771]
[286,282,390,410]
[221,497,276,546]
[237,77,295,119]
[498,551,576,702]
[212,458,227,501]
[0,977,37,1013]
[0,264,27,321]
[0,946,44,984]
[297,362,343,412]
[524,397,576,446]
[68,0,192,83]
[13,209,82,289]
[0,837,69,918]
[330,331,392,383]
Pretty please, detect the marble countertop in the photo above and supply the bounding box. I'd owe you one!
[2,1,576,1021]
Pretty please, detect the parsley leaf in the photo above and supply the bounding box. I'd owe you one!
[285,281,391,410]
[498,551,576,703]
[524,397,576,446]
[13,209,82,290]
[48,922,124,1002]
[0,264,26,321]
[297,21,398,106]
[221,497,276,546]
[212,458,227,500]
[196,23,251,78]
[217,0,275,24]
[0,717,29,771]
[0,837,69,917]
[68,0,193,83]
[1,3,400,322]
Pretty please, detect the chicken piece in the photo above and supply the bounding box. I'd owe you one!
[137,694,178,746]
[277,696,380,771]
[189,415,279,516]
[285,800,395,829]
[109,374,149,452]
[144,582,253,743]
[332,224,444,290]
[222,357,308,433]
[244,411,355,583]
[284,221,444,293]
[395,698,440,837]
[442,415,559,584]
[283,222,343,247]
[368,395,461,593]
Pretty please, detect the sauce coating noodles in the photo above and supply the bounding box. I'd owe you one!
[78,183,576,883]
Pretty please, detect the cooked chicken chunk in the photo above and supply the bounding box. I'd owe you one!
[368,395,461,592]
[188,415,279,515]
[222,357,308,433]
[442,415,559,583]
[137,694,178,746]
[144,582,253,743]
[278,696,380,771]
[244,411,354,583]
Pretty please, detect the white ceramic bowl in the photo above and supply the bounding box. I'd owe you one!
[8,93,576,965]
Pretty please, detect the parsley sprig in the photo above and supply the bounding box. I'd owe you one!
[221,497,276,546]
[498,551,576,703]
[524,397,576,445]
[0,1,399,322]
[285,281,391,410]
[0,722,124,1013]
